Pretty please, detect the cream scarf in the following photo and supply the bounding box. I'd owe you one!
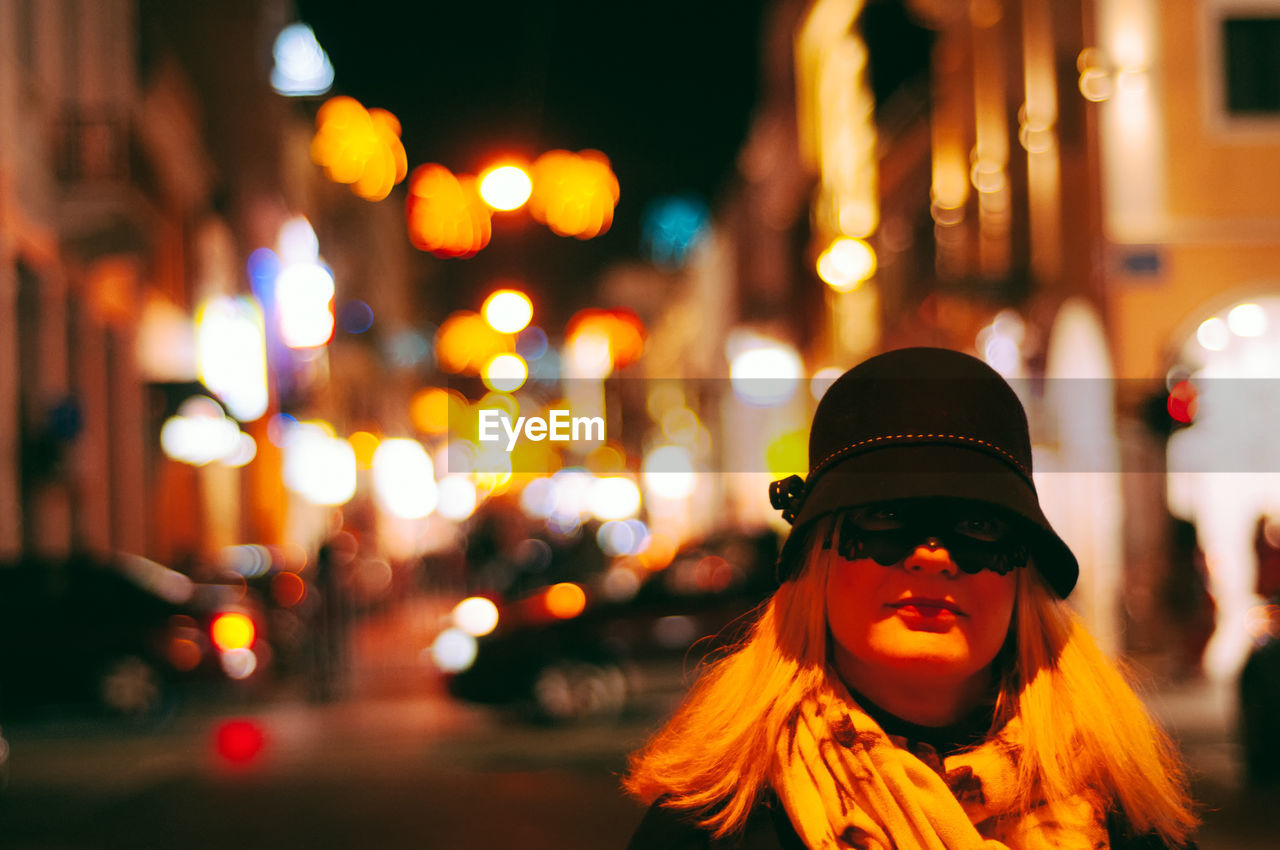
[769,678,1108,850]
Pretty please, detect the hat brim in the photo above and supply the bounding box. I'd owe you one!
[783,443,1079,597]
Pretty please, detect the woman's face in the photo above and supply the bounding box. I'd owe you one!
[825,506,1018,687]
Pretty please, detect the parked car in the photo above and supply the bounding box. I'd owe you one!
[0,553,270,723]
[442,528,779,721]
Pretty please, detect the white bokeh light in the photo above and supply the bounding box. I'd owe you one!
[282,421,356,505]
[1196,317,1230,352]
[728,335,803,407]
[589,476,642,521]
[452,596,499,637]
[430,627,478,672]
[436,475,478,521]
[372,438,437,519]
[642,445,696,500]
[1228,303,1267,337]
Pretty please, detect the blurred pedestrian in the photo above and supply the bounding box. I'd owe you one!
[625,348,1198,849]
[1239,514,1280,787]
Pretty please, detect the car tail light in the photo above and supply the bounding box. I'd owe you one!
[211,611,255,652]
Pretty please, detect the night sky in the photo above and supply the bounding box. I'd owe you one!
[294,0,930,324]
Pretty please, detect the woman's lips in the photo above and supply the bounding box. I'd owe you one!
[888,598,964,619]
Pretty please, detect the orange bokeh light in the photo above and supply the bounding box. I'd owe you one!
[410,387,465,435]
[434,310,510,374]
[348,430,380,470]
[271,571,307,608]
[566,307,646,369]
[166,637,203,672]
[543,582,587,619]
[310,96,407,201]
[211,611,256,652]
[529,149,620,239]
[638,533,678,571]
[406,164,493,258]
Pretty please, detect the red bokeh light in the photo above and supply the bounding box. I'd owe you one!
[1167,379,1198,424]
[214,719,266,765]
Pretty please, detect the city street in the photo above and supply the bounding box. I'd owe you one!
[0,635,1277,849]
[0,681,657,848]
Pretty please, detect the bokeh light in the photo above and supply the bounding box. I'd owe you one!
[453,596,500,637]
[283,421,357,505]
[528,149,620,239]
[1228,302,1267,337]
[276,262,335,349]
[565,307,646,373]
[430,627,478,672]
[589,476,642,520]
[372,438,437,519]
[810,367,843,401]
[436,474,479,521]
[1196,316,1230,352]
[482,353,528,393]
[642,195,710,267]
[728,333,803,407]
[310,96,408,201]
[410,387,463,435]
[271,23,334,96]
[517,326,548,360]
[271,571,307,608]
[543,582,587,619]
[816,237,877,291]
[642,446,696,500]
[195,296,268,422]
[435,310,509,374]
[478,164,533,211]
[214,719,266,765]
[406,164,493,258]
[337,300,374,334]
[766,430,808,479]
[211,612,256,652]
[348,430,380,470]
[482,289,533,334]
[160,396,244,467]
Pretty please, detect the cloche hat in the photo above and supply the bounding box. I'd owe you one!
[769,347,1078,597]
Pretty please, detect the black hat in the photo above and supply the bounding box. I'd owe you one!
[769,347,1078,597]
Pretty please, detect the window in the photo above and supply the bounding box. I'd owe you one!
[1223,17,1280,114]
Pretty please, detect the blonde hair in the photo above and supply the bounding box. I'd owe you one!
[623,524,1198,845]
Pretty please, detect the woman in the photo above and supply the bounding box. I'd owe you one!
[625,347,1198,849]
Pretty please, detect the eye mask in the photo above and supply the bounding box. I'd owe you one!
[832,502,1029,576]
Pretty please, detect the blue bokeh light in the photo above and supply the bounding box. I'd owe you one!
[338,300,374,334]
[516,326,548,361]
[641,196,710,268]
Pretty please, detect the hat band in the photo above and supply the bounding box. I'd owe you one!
[808,432,1033,487]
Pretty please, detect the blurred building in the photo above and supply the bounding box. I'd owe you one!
[0,0,420,577]
[645,0,1280,676]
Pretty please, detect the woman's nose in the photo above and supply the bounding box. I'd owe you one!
[904,537,958,576]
